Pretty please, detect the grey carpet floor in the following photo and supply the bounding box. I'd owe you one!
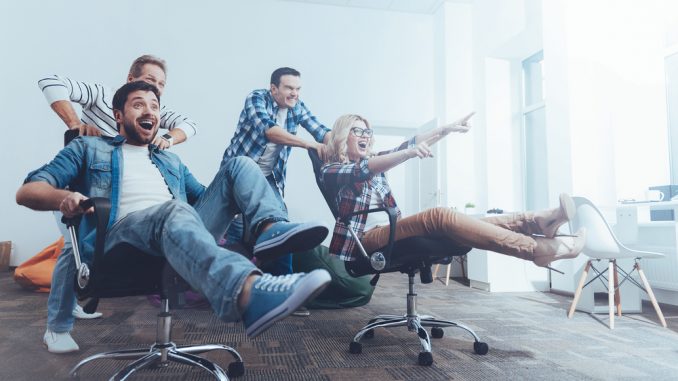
[1,270,677,380]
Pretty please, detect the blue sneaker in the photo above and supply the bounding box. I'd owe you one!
[253,221,328,262]
[242,269,331,337]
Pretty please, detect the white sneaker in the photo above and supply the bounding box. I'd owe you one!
[43,329,79,353]
[73,304,102,319]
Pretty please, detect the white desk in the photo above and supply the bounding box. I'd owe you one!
[615,201,678,306]
[467,248,550,292]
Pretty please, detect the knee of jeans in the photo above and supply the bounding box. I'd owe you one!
[428,206,451,221]
[225,156,257,172]
[162,200,199,220]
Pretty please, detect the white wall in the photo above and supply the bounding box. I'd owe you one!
[0,0,437,264]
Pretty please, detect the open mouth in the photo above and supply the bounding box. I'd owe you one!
[138,119,154,130]
[358,141,368,149]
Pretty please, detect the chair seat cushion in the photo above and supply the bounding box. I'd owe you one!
[346,236,471,277]
[79,243,173,299]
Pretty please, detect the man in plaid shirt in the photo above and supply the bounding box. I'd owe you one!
[221,68,330,310]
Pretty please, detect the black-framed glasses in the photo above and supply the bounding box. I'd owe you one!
[350,127,373,138]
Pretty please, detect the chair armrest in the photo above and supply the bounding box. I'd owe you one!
[340,207,398,270]
[61,198,111,290]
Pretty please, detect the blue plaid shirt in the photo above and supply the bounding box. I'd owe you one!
[222,89,330,194]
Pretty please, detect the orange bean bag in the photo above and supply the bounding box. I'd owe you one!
[13,237,63,292]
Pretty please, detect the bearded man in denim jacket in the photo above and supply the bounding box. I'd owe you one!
[17,81,330,353]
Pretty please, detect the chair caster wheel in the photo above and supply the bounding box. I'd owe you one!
[474,341,489,355]
[363,329,374,339]
[418,351,433,366]
[228,361,245,377]
[349,341,362,354]
[431,327,444,339]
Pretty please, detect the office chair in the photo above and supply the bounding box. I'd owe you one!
[61,131,244,380]
[308,150,488,366]
[567,196,667,329]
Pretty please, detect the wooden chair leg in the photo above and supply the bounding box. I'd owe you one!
[636,263,668,328]
[608,260,615,329]
[433,264,440,280]
[444,263,451,286]
[613,263,622,317]
[460,255,466,279]
[568,260,592,318]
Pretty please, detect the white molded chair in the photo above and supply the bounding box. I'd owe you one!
[567,196,667,329]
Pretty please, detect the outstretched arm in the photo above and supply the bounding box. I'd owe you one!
[415,112,474,147]
[265,126,329,160]
[367,112,475,174]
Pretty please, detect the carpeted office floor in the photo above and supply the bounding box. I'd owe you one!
[1,269,678,381]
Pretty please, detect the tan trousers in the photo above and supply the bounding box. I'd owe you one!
[361,207,545,261]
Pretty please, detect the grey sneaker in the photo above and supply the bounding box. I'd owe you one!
[253,221,328,262]
[242,270,330,337]
[43,329,79,354]
[73,304,102,319]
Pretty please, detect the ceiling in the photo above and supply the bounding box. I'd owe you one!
[274,0,469,15]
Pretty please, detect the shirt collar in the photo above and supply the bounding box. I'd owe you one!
[113,135,158,153]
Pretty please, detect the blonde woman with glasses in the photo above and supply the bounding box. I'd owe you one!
[319,113,586,268]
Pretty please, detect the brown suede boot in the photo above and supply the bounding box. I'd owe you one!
[534,193,576,238]
[533,228,587,268]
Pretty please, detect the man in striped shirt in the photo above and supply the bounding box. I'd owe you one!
[38,54,197,149]
[37,55,198,353]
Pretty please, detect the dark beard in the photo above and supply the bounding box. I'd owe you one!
[122,121,155,145]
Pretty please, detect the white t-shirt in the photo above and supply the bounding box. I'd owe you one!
[257,107,287,176]
[116,144,173,221]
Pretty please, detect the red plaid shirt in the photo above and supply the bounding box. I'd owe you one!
[319,138,414,261]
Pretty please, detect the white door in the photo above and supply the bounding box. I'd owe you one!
[418,118,444,211]
[371,127,418,217]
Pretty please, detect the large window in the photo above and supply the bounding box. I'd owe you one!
[522,51,548,211]
[666,52,678,184]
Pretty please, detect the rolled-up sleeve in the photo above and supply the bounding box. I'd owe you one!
[159,106,198,139]
[24,139,84,189]
[297,100,330,142]
[37,74,103,109]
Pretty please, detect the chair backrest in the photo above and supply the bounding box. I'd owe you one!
[569,196,623,259]
[308,149,341,219]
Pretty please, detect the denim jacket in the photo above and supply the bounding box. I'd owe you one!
[24,135,205,261]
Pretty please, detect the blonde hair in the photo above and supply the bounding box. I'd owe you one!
[129,55,167,78]
[325,114,374,164]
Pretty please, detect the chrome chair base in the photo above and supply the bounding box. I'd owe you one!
[69,300,244,380]
[348,274,488,366]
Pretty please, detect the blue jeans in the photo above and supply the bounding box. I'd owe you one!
[224,175,292,276]
[47,157,286,332]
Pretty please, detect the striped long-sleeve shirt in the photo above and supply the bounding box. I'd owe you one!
[38,74,198,138]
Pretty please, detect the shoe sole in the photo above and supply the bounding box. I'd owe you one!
[253,224,329,262]
[73,312,103,319]
[560,193,575,223]
[246,270,331,338]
